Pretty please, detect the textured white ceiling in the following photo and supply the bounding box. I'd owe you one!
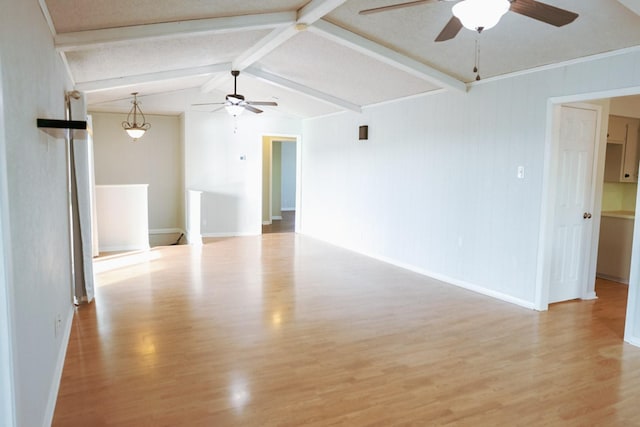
[42,0,640,118]
[47,0,308,32]
[328,0,640,81]
[68,30,270,82]
[257,31,440,106]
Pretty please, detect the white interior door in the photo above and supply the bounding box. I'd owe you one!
[549,105,599,304]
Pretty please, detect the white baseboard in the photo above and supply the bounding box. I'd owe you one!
[202,231,260,238]
[98,244,150,253]
[262,221,272,225]
[281,208,295,212]
[271,216,283,220]
[93,249,163,273]
[596,273,629,284]
[149,228,184,235]
[303,233,536,311]
[625,335,640,348]
[44,303,74,427]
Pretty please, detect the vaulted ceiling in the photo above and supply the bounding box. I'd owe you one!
[40,0,640,118]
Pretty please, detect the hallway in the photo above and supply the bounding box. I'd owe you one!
[262,210,295,234]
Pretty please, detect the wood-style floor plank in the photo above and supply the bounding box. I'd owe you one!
[53,234,640,426]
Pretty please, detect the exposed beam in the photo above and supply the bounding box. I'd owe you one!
[202,24,299,92]
[245,67,362,113]
[232,25,298,71]
[55,12,296,52]
[309,20,467,93]
[202,0,349,93]
[76,63,231,92]
[297,0,349,24]
[201,72,232,94]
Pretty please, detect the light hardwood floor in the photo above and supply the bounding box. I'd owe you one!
[53,234,640,426]
[262,210,295,234]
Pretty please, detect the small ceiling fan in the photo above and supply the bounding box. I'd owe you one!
[192,70,278,116]
[359,0,579,42]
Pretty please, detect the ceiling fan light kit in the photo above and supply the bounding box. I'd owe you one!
[360,0,579,42]
[225,103,245,117]
[452,0,511,32]
[192,70,278,117]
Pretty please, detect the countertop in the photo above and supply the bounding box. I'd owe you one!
[601,210,635,219]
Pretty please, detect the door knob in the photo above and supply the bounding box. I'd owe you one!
[583,212,592,219]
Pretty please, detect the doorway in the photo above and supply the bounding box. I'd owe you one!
[262,135,299,234]
[537,86,640,347]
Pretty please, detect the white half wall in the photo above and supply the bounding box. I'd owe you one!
[95,185,150,252]
[91,112,184,235]
[0,1,78,425]
[301,49,640,309]
[184,112,301,236]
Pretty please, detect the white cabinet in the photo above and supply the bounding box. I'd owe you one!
[597,213,635,283]
[605,115,640,183]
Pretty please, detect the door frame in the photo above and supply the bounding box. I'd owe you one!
[536,86,640,346]
[0,57,17,426]
[261,134,302,233]
[537,101,605,310]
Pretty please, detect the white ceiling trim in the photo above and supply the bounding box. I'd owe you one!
[60,53,76,85]
[75,63,231,92]
[310,20,467,93]
[618,0,640,16]
[55,12,296,52]
[245,66,362,113]
[38,0,57,36]
[297,0,349,24]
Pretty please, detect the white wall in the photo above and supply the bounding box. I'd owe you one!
[0,1,77,425]
[301,49,640,309]
[281,141,297,210]
[91,112,184,236]
[610,94,640,117]
[184,112,301,236]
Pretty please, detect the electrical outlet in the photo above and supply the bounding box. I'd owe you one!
[517,166,525,179]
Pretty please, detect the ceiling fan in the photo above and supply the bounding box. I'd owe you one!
[359,0,579,42]
[192,70,278,116]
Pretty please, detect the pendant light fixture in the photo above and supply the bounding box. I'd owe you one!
[452,0,510,33]
[122,92,151,141]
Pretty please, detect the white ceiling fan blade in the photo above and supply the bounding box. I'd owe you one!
[247,101,278,106]
[244,105,263,114]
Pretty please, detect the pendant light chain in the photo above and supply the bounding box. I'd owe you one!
[474,37,481,81]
